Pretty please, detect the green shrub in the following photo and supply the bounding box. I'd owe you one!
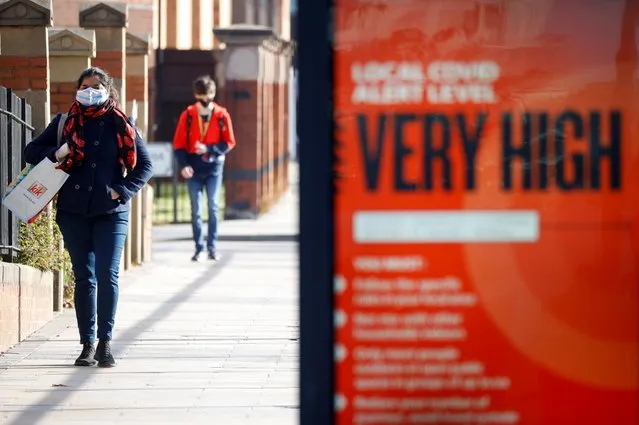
[16,206,75,307]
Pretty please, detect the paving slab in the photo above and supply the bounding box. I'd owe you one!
[0,175,299,425]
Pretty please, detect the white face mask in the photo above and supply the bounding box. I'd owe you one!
[76,87,109,107]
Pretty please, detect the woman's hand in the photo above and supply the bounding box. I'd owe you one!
[55,143,70,162]
[110,189,120,200]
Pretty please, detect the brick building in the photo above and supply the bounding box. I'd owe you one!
[0,0,293,355]
[53,0,155,39]
[51,0,291,52]
[0,0,294,219]
[49,0,291,121]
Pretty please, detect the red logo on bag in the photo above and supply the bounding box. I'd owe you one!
[27,182,47,198]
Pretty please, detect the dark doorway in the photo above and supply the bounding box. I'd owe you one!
[154,49,219,142]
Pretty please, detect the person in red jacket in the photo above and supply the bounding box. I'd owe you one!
[173,75,236,261]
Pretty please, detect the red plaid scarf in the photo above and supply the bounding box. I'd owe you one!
[56,99,137,173]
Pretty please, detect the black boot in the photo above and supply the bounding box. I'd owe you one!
[191,249,202,262]
[74,343,97,366]
[94,340,116,368]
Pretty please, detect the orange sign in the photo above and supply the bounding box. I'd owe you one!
[333,1,639,424]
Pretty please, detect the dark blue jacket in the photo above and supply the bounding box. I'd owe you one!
[24,113,153,217]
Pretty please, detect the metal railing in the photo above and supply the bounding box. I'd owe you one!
[145,141,213,225]
[149,164,212,225]
[0,86,34,262]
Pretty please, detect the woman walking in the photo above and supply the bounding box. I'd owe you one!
[24,67,153,367]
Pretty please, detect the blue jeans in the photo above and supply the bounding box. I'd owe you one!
[187,167,224,254]
[57,211,129,344]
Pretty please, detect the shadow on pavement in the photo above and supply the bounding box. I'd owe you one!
[162,234,298,243]
[5,255,231,425]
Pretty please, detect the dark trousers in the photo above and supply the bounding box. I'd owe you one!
[57,210,129,344]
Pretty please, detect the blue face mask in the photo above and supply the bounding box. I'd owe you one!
[76,87,109,106]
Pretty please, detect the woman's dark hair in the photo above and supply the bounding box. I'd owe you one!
[193,75,216,95]
[76,67,119,103]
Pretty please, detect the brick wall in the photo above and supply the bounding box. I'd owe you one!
[0,57,48,91]
[274,81,287,194]
[221,57,291,218]
[93,51,125,79]
[281,78,290,190]
[223,80,260,216]
[50,82,76,116]
[127,75,146,100]
[0,263,54,354]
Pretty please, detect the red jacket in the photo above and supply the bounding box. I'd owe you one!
[172,102,236,169]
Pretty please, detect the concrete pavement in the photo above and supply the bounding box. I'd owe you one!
[0,180,299,424]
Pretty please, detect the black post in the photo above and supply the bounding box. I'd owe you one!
[172,156,179,224]
[299,1,334,424]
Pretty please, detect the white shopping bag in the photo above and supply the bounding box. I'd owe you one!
[1,158,69,223]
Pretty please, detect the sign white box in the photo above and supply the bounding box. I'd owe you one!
[146,142,174,178]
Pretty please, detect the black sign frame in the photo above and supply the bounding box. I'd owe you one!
[298,1,335,425]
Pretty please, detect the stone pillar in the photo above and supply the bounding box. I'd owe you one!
[79,2,127,112]
[126,31,148,267]
[212,0,220,47]
[192,0,213,49]
[264,40,293,200]
[48,28,96,118]
[141,185,154,263]
[130,193,142,266]
[214,25,270,218]
[213,25,293,217]
[273,50,286,196]
[125,32,149,138]
[263,46,275,207]
[281,42,294,191]
[0,0,53,134]
[216,0,232,40]
[165,0,192,49]
[165,0,177,48]
[279,0,291,39]
[259,48,269,209]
